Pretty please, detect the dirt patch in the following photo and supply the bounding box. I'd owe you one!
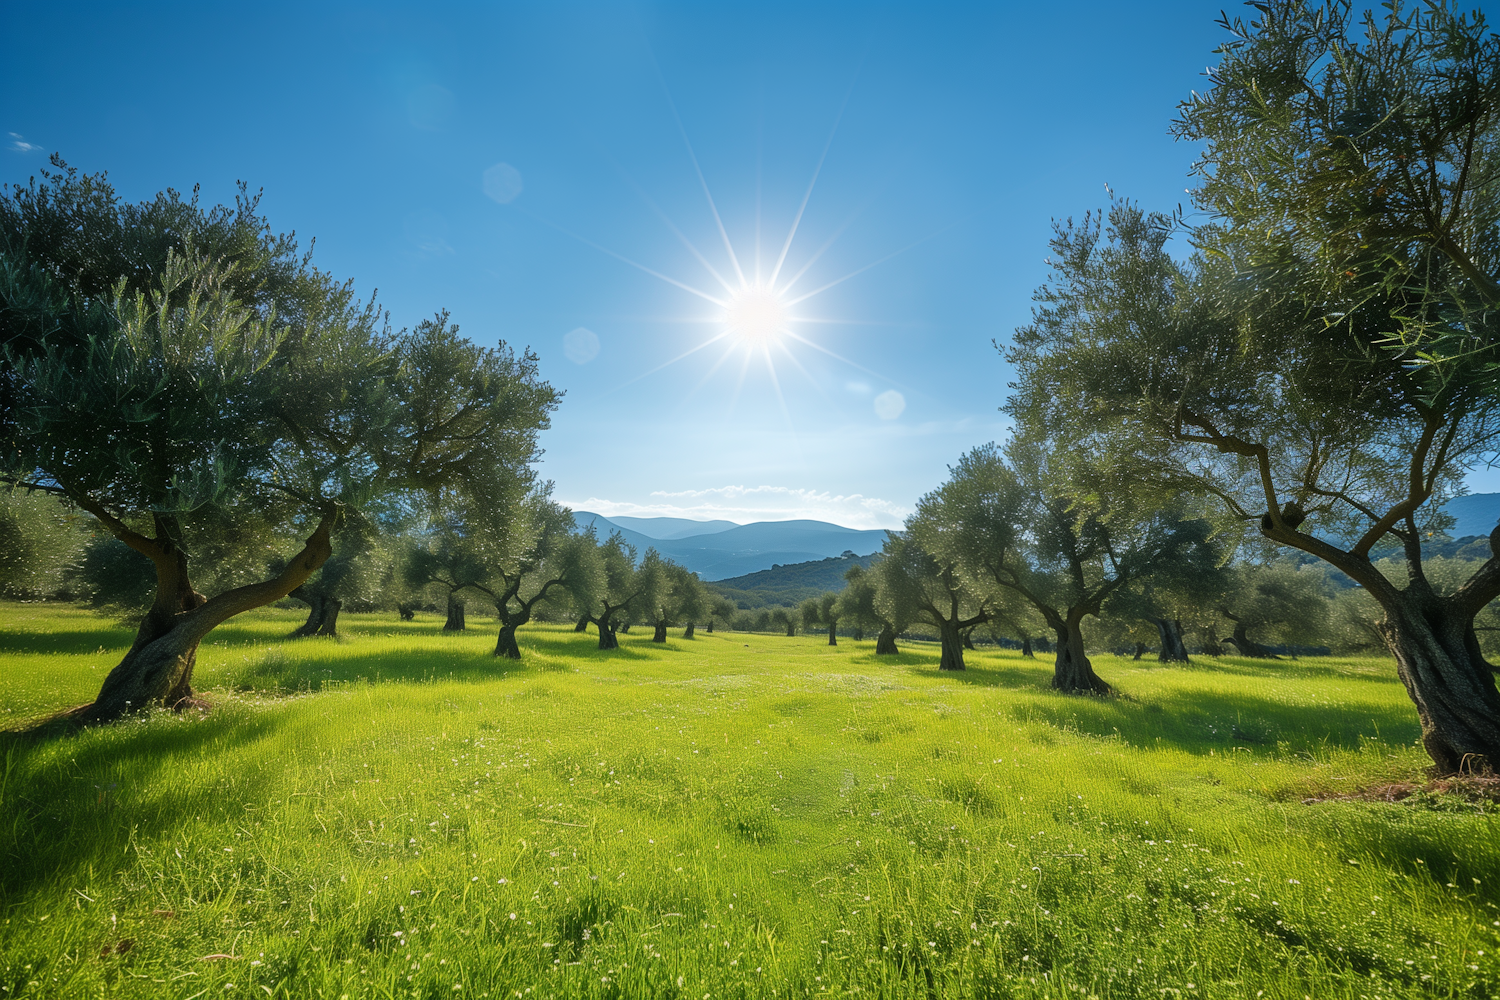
[1302,775,1500,809]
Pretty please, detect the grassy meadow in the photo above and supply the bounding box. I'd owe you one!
[1,603,1497,999]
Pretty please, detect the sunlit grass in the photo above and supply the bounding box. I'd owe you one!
[1,602,1496,999]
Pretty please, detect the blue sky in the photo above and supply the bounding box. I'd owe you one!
[4,2,1308,528]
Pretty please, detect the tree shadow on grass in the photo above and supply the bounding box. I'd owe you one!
[918,660,1419,756]
[519,633,655,663]
[0,628,135,656]
[218,629,654,693]
[1325,806,1500,889]
[911,660,1054,691]
[1149,654,1401,686]
[0,710,280,899]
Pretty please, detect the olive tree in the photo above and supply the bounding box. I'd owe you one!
[451,496,587,659]
[840,561,910,652]
[1009,186,1500,770]
[0,164,559,722]
[918,439,1210,693]
[871,532,987,670]
[574,532,651,650]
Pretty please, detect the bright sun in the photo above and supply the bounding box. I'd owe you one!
[724,286,787,342]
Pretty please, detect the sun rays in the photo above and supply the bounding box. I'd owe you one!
[516,85,936,426]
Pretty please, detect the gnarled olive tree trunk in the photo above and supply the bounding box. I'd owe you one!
[875,625,900,655]
[597,619,619,650]
[1218,608,1277,658]
[1224,622,1278,658]
[683,622,696,639]
[1050,614,1111,695]
[74,513,336,724]
[938,622,966,671]
[1257,516,1500,774]
[826,621,837,646]
[1153,617,1189,663]
[443,595,466,631]
[1377,586,1500,774]
[289,587,341,637]
[652,621,668,643]
[1020,635,1034,658]
[495,624,521,659]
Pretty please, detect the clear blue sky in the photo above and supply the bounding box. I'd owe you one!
[4,2,1313,528]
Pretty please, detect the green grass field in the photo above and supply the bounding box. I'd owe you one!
[1,603,1497,999]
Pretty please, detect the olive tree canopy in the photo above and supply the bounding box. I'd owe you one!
[0,161,560,722]
[1006,0,1500,771]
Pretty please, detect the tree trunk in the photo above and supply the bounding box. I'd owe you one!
[1132,642,1146,660]
[784,622,795,637]
[683,622,696,639]
[1378,590,1500,774]
[1226,623,1278,658]
[853,626,864,641]
[938,622,966,671]
[875,625,900,655]
[961,627,976,651]
[575,617,590,632]
[827,623,837,646]
[444,595,466,631]
[1153,618,1189,663]
[598,620,619,650]
[1051,619,1110,695]
[398,604,416,621]
[652,621,668,642]
[1020,636,1034,658]
[619,623,631,634]
[75,514,335,724]
[1202,632,1224,656]
[317,599,342,637]
[705,619,713,634]
[289,587,326,637]
[495,624,521,659]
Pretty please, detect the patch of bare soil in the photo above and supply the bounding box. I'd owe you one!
[1302,775,1500,811]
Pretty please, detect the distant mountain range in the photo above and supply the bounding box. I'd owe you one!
[570,511,888,581]
[565,493,1498,583]
[1443,493,1500,539]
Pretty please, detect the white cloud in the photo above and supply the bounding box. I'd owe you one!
[8,132,41,153]
[559,485,909,530]
[563,327,599,364]
[483,162,523,204]
[874,389,906,420]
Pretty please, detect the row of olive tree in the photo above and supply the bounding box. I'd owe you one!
[757,0,1500,776]
[398,491,727,656]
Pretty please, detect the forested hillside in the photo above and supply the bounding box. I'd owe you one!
[707,551,877,609]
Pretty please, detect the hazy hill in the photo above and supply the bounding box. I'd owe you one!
[603,515,739,540]
[707,551,879,610]
[1443,493,1500,539]
[569,512,887,581]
